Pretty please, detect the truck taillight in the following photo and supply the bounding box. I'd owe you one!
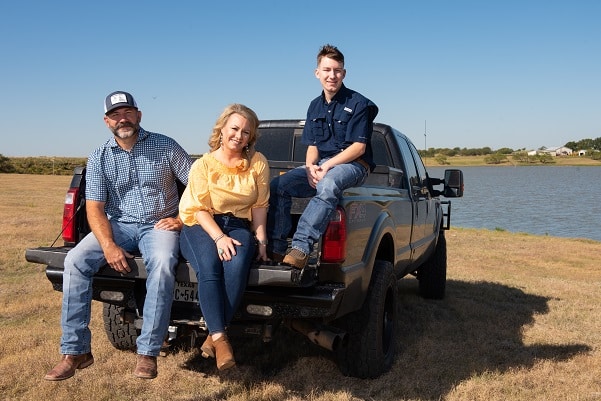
[321,207,346,263]
[62,188,79,243]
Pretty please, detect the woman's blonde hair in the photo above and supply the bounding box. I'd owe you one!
[208,104,260,162]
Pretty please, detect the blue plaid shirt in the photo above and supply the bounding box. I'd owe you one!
[86,128,192,224]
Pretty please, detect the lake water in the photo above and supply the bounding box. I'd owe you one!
[428,166,601,242]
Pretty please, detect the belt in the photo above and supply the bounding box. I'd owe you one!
[214,213,250,227]
[354,158,370,173]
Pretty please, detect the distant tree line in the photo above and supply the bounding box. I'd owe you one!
[564,137,601,152]
[421,146,500,157]
[419,136,601,164]
[0,155,87,175]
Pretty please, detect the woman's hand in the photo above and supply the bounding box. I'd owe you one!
[256,243,268,261]
[216,235,241,261]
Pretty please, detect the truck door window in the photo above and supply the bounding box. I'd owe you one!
[399,140,419,189]
[408,142,428,188]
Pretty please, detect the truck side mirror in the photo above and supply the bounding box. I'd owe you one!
[443,169,464,197]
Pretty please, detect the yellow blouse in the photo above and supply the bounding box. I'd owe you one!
[179,151,270,226]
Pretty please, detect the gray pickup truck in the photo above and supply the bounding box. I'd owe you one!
[26,119,463,378]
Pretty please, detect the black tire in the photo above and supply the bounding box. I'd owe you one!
[334,259,397,378]
[418,230,447,300]
[102,303,139,350]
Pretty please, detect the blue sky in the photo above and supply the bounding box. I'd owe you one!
[1,1,599,157]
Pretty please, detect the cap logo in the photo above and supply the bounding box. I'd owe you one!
[110,93,128,105]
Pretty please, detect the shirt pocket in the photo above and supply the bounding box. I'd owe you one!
[333,110,352,138]
[309,114,328,140]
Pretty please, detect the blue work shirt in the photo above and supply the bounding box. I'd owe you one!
[86,128,193,224]
[302,84,378,170]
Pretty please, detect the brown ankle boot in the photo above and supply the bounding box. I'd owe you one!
[213,335,235,371]
[200,335,215,358]
[133,355,158,379]
[44,353,94,381]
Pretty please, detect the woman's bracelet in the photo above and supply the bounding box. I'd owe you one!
[213,233,226,243]
[257,239,268,246]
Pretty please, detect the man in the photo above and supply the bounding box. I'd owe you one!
[44,91,193,381]
[268,44,378,269]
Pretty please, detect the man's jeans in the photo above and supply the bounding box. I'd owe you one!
[60,221,178,357]
[268,160,368,255]
[179,214,256,335]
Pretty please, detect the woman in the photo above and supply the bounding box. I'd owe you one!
[179,104,270,371]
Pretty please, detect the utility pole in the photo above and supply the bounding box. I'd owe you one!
[424,120,427,165]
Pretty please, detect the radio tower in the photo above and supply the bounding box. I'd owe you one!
[424,120,427,165]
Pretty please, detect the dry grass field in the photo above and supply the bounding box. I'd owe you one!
[1,173,600,401]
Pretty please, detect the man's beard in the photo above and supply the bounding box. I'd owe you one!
[111,122,140,140]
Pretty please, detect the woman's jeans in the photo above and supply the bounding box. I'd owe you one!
[60,221,179,357]
[268,160,368,256]
[179,214,256,335]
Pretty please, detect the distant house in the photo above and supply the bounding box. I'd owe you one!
[538,146,573,156]
[578,150,587,156]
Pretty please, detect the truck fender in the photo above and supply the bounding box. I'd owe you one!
[339,211,397,315]
[362,211,396,270]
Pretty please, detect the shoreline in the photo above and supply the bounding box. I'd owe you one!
[423,155,600,167]
[5,155,601,167]
[451,226,601,244]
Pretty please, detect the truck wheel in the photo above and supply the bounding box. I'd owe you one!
[418,230,447,299]
[334,259,397,378]
[102,303,139,350]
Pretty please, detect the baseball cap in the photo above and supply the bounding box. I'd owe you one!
[104,91,138,114]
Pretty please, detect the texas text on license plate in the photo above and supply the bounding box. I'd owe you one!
[173,281,198,303]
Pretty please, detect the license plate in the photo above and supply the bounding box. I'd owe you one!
[173,281,198,303]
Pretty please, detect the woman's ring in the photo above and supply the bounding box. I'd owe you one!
[218,248,224,256]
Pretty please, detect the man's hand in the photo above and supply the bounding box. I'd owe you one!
[103,243,133,274]
[306,164,321,188]
[306,164,331,188]
[155,217,183,231]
